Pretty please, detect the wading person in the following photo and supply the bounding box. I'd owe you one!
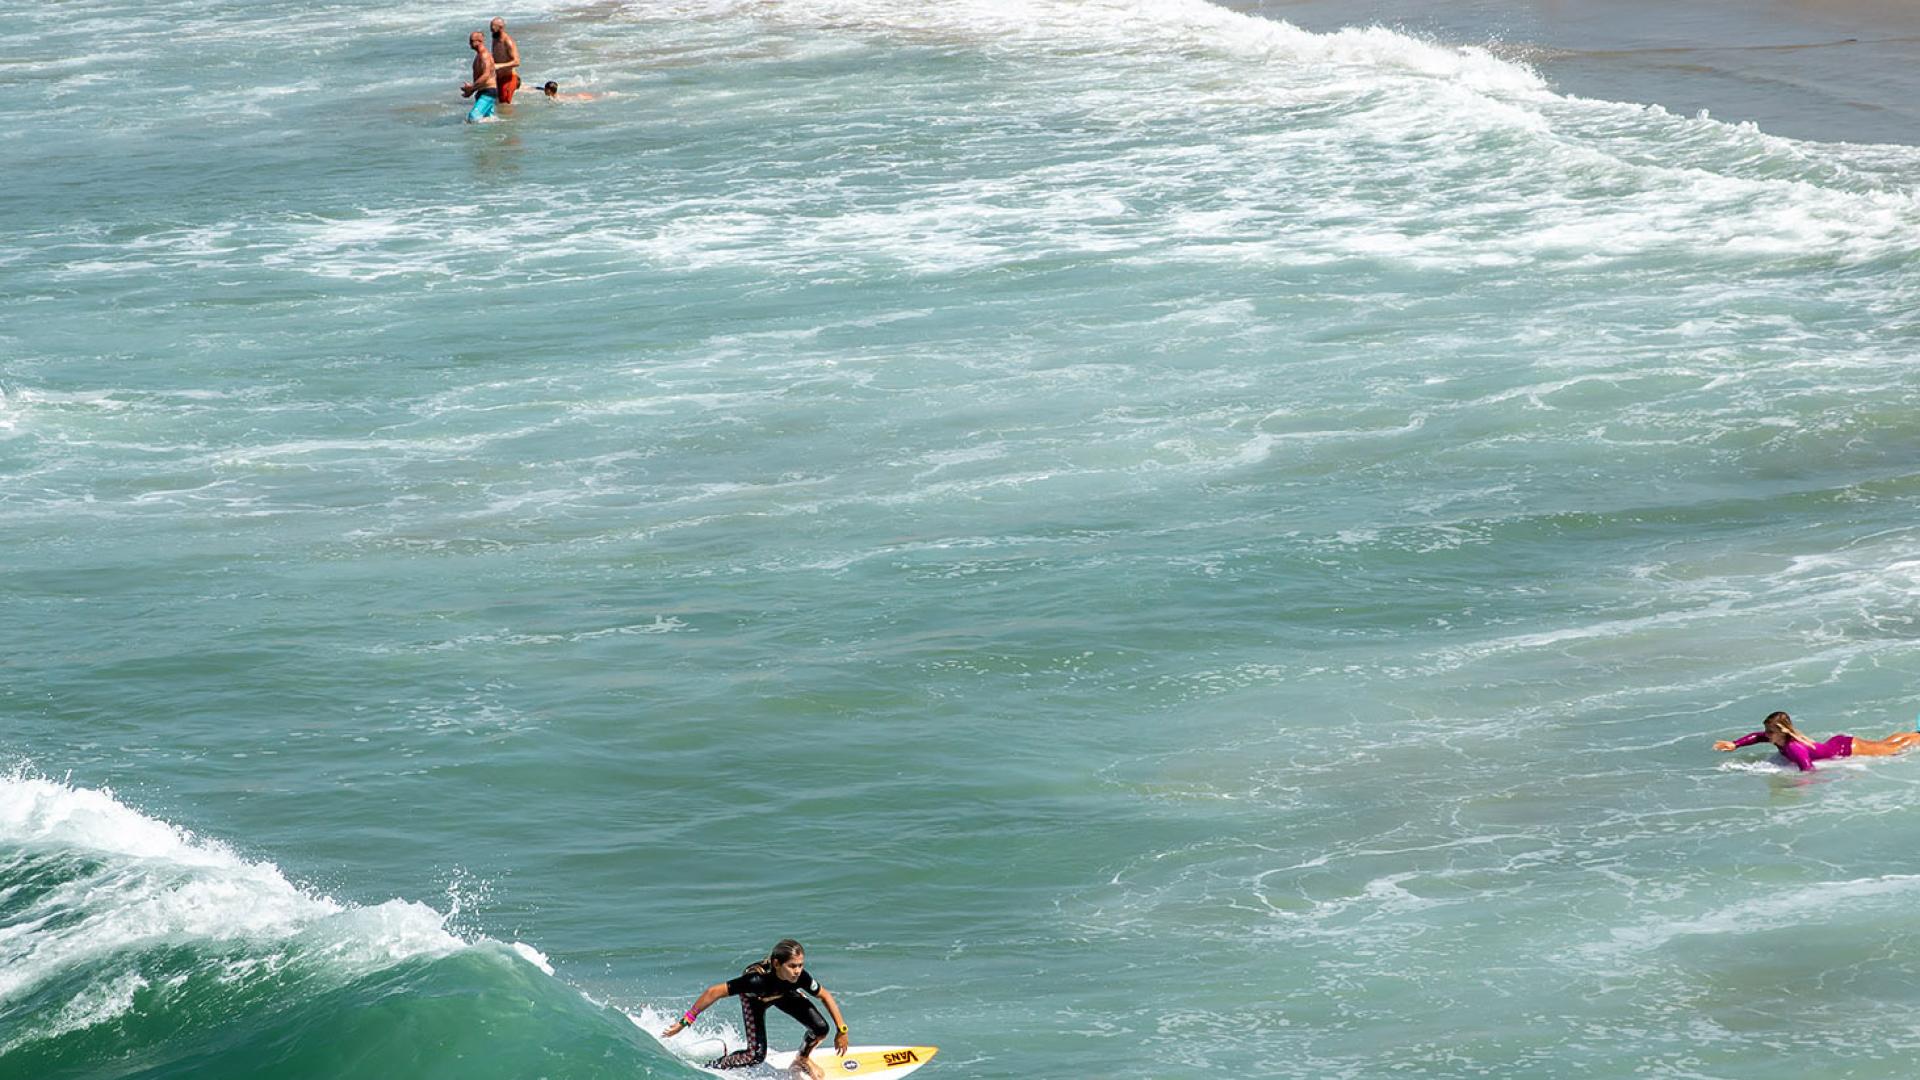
[490,17,522,104]
[460,30,498,122]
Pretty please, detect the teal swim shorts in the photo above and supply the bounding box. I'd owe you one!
[466,90,498,122]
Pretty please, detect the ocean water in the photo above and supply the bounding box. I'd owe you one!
[5,1,1920,1078]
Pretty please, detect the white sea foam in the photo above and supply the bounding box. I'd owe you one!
[717,0,1546,95]
[0,774,465,1006]
[0,970,149,1054]
[1571,874,1920,964]
[630,1002,747,1064]
[511,941,555,975]
[390,616,692,653]
[624,0,1914,280]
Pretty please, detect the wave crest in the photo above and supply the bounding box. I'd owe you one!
[0,773,670,1080]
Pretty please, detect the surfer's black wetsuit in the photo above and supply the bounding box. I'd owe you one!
[705,966,831,1069]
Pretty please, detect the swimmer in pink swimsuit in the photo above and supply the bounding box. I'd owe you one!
[1714,710,1920,772]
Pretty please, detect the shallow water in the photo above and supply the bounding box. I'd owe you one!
[6,2,1920,1077]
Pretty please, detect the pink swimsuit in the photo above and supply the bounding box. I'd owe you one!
[1730,731,1854,771]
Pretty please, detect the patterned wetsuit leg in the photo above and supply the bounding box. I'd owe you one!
[705,998,769,1069]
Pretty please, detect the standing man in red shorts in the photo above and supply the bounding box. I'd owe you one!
[490,17,522,105]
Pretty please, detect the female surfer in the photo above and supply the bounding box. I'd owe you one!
[1714,710,1920,771]
[662,938,849,1078]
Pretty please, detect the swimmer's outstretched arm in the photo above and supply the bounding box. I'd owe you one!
[1713,732,1767,752]
[661,981,733,1038]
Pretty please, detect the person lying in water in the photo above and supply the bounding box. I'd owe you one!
[1714,710,1920,771]
[662,938,849,1078]
[539,80,596,101]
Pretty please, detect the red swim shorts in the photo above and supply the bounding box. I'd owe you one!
[497,71,520,104]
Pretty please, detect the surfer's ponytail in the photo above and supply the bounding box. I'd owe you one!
[745,938,805,977]
[1763,711,1818,749]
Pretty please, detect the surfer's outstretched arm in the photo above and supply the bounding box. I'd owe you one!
[1713,732,1768,752]
[662,982,732,1038]
[816,987,849,1054]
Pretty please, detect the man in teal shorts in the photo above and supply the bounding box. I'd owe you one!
[460,30,498,122]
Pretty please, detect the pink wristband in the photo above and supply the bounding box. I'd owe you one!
[682,1010,699,1025]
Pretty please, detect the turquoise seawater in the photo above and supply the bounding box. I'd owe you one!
[7,2,1920,1077]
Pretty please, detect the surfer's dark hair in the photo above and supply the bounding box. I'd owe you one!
[745,938,805,975]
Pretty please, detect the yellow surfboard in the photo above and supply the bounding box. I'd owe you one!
[641,1009,937,1077]
[757,1045,939,1077]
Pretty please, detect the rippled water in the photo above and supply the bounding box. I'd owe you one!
[7,1,1920,1077]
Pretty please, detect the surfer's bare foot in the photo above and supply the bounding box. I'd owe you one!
[791,1057,824,1080]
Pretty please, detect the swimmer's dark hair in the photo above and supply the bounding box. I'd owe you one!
[542,80,559,94]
